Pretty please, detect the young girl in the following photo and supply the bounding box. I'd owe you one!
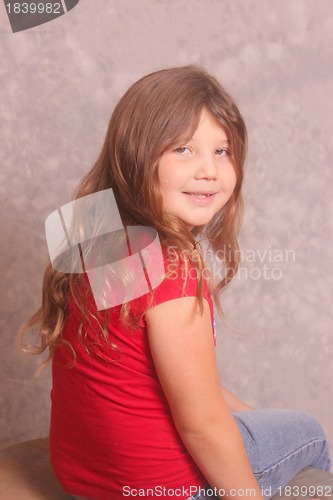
[20,66,331,500]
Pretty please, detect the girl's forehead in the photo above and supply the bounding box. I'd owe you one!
[184,109,229,140]
[161,107,229,150]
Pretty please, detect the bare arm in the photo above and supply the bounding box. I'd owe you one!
[145,297,263,500]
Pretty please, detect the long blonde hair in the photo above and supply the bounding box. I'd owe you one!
[19,65,247,366]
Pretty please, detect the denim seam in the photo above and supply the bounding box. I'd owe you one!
[258,438,326,476]
[235,416,260,473]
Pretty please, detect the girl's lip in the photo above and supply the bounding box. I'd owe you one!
[182,192,217,205]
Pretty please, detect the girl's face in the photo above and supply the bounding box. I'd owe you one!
[158,108,237,230]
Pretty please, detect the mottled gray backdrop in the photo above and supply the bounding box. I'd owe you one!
[1,0,332,450]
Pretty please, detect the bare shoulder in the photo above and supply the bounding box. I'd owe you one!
[145,295,214,358]
[145,297,224,431]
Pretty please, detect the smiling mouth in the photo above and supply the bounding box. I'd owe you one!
[183,192,216,198]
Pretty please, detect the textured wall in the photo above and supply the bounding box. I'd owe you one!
[1,0,332,450]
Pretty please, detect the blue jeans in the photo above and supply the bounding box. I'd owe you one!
[187,409,331,500]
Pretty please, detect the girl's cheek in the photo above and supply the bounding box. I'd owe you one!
[224,171,236,191]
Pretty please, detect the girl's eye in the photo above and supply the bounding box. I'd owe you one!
[216,148,230,156]
[174,146,192,154]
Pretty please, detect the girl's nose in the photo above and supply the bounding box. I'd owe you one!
[194,156,218,180]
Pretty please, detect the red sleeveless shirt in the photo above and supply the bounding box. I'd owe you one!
[50,254,214,499]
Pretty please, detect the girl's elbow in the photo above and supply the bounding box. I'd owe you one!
[174,406,228,439]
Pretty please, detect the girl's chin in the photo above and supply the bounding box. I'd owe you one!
[184,217,215,229]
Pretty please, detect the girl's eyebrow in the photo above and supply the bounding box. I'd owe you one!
[188,137,230,145]
[173,136,230,146]
[188,138,230,145]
